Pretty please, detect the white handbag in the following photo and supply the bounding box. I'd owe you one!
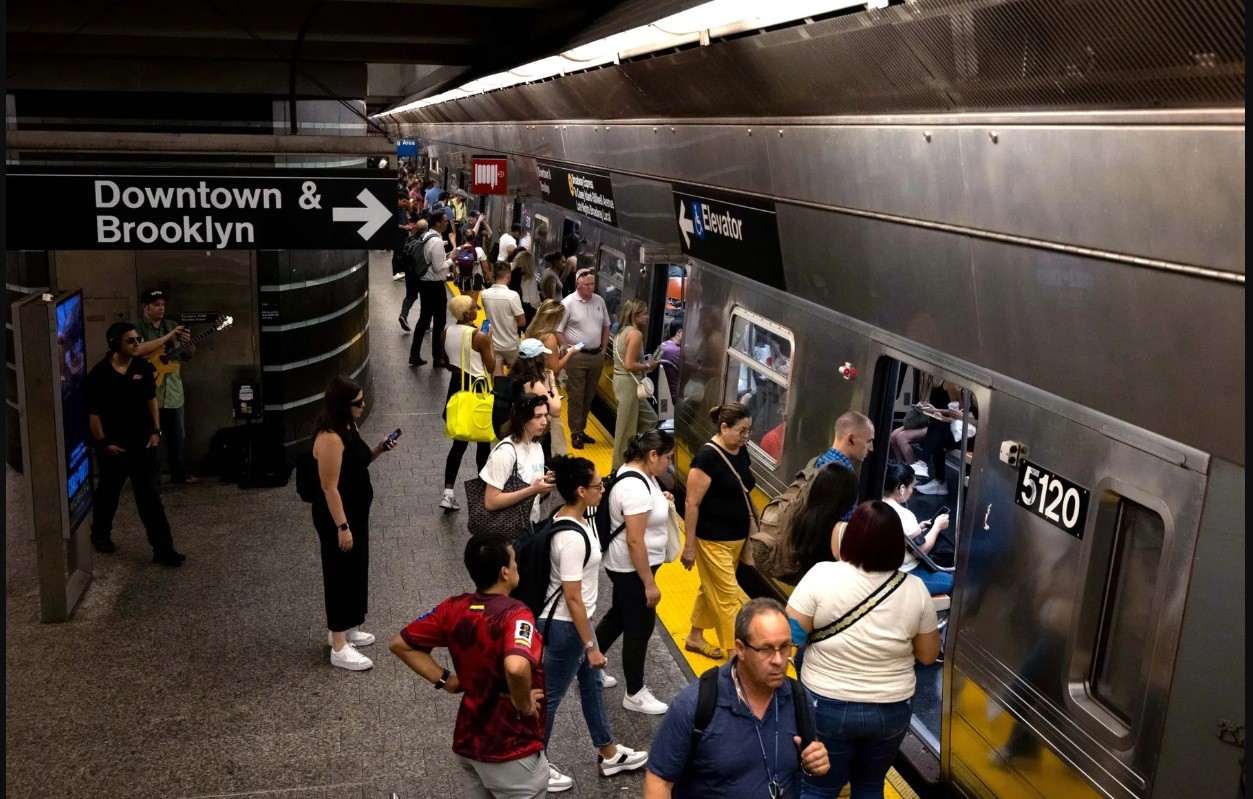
[634,373,655,400]
[664,499,683,563]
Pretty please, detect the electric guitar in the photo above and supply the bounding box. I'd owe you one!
[148,315,233,388]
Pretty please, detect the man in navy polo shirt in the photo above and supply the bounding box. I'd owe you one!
[644,599,830,798]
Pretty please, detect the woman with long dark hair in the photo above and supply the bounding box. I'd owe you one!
[311,376,397,671]
[512,339,562,460]
[789,463,860,579]
[540,455,649,791]
[787,501,940,799]
[480,392,555,528]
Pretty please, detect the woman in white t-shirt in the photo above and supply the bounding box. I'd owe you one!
[540,456,650,786]
[480,392,554,526]
[787,500,941,799]
[595,429,675,715]
[441,295,496,512]
[883,461,953,596]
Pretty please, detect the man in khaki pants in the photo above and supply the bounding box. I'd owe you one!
[556,269,610,449]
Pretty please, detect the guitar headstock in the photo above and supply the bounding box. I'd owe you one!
[214,315,234,331]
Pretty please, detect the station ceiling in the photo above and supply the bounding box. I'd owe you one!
[5,0,707,107]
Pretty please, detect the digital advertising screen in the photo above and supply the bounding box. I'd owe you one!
[56,291,93,532]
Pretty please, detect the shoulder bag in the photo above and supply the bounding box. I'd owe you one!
[702,442,761,563]
[664,498,684,563]
[445,327,495,442]
[465,440,535,541]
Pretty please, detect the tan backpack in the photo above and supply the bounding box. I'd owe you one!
[748,455,823,585]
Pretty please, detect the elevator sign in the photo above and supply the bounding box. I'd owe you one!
[471,157,508,195]
[672,184,784,290]
[5,169,399,250]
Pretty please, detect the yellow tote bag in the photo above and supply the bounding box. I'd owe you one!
[445,328,496,442]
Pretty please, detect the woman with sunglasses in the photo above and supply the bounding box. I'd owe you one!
[681,402,756,662]
[310,377,397,671]
[540,455,649,792]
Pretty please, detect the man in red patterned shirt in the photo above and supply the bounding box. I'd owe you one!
[390,537,549,798]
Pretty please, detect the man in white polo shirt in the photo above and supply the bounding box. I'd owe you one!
[556,268,611,449]
[481,261,526,371]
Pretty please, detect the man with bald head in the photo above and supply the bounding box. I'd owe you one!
[813,411,874,520]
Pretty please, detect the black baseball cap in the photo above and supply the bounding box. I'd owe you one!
[140,289,167,304]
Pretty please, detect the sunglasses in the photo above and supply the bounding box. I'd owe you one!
[121,336,143,345]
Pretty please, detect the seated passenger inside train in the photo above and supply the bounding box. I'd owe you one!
[882,462,953,596]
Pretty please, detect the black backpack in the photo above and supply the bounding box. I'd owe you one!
[510,514,591,623]
[691,666,814,753]
[295,451,320,502]
[403,230,438,273]
[591,470,649,552]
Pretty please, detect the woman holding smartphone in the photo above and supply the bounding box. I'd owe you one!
[882,462,952,595]
[610,299,660,471]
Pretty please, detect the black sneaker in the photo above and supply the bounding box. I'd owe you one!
[152,550,185,567]
[92,538,117,554]
[398,315,411,332]
[580,433,596,444]
[571,434,585,450]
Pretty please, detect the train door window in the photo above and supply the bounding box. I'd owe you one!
[532,214,550,257]
[1090,497,1165,723]
[597,247,626,325]
[665,265,687,328]
[723,309,792,466]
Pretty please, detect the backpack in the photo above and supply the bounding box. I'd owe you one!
[295,451,320,503]
[454,243,478,277]
[403,230,438,274]
[591,470,649,552]
[510,514,591,622]
[691,666,813,752]
[748,456,823,584]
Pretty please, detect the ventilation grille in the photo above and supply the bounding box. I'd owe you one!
[397,0,1244,122]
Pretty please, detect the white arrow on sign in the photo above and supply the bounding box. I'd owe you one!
[333,189,390,240]
[678,199,694,248]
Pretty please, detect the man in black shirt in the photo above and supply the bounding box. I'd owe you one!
[85,322,184,566]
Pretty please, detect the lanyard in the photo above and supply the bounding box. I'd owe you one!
[734,664,782,799]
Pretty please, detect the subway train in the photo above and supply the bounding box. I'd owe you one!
[382,4,1245,797]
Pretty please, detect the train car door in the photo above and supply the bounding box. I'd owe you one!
[946,389,1206,799]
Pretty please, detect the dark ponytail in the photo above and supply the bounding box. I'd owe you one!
[883,461,917,495]
[710,402,750,430]
[548,455,596,504]
[623,428,675,464]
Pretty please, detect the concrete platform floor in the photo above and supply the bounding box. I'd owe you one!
[5,252,687,799]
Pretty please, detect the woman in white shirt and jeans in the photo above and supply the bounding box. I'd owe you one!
[786,501,941,799]
[480,393,554,528]
[540,455,649,791]
[595,429,675,715]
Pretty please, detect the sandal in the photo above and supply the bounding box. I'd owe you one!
[684,640,725,660]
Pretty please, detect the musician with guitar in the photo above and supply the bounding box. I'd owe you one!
[134,289,199,484]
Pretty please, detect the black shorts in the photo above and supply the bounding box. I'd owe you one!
[455,273,485,293]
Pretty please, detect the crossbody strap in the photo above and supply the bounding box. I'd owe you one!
[809,571,909,645]
[702,442,759,527]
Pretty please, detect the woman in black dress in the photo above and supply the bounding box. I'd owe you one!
[311,376,397,671]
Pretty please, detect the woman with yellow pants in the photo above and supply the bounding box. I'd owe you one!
[681,402,756,660]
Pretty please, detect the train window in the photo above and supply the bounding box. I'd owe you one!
[1090,497,1164,722]
[723,309,792,465]
[597,247,625,322]
[532,214,550,257]
[663,265,687,337]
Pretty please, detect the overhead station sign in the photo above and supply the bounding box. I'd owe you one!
[672,184,785,291]
[537,160,617,227]
[6,169,398,250]
[471,157,508,196]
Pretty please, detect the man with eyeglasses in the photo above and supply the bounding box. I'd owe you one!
[556,268,611,449]
[644,599,829,798]
[84,322,184,566]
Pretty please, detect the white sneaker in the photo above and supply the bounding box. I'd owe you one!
[327,628,376,647]
[917,480,949,496]
[598,744,648,777]
[392,272,405,281]
[439,489,460,512]
[600,673,618,689]
[330,643,373,671]
[910,461,930,478]
[547,766,574,793]
[622,687,668,715]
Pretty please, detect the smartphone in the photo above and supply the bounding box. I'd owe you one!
[386,428,403,446]
[480,319,491,333]
[927,505,951,528]
[572,341,586,351]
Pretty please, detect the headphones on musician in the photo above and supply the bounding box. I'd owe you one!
[106,321,138,353]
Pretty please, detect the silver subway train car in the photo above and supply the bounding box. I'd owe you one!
[384,3,1244,796]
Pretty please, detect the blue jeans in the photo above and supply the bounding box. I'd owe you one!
[909,564,953,596]
[801,696,912,799]
[159,406,189,480]
[540,618,612,748]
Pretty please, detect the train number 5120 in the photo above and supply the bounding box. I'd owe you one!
[1015,459,1090,539]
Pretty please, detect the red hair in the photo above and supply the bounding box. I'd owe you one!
[839,500,905,571]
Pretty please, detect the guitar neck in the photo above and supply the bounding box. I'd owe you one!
[166,324,222,359]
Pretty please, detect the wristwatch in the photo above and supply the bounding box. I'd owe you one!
[584,639,596,650]
[152,429,163,437]
[337,522,350,532]
[433,668,451,690]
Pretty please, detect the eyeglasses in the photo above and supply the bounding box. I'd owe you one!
[743,642,796,660]
[586,481,605,490]
[731,426,753,437]
[121,336,143,345]
[349,399,366,408]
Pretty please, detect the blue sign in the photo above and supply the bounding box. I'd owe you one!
[396,139,419,157]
